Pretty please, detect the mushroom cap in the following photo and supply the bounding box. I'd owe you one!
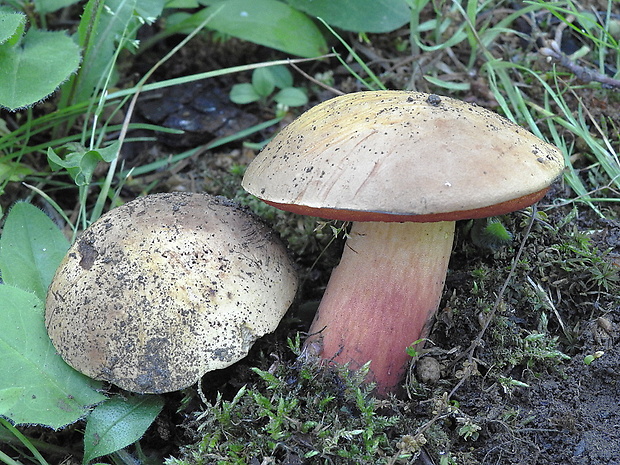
[242,91,565,222]
[45,193,298,394]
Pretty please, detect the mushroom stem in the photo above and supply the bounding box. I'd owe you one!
[306,220,455,396]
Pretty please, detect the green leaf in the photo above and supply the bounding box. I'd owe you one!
[0,161,33,183]
[0,202,70,301]
[203,0,327,57]
[269,65,294,89]
[287,0,410,33]
[230,83,261,104]
[67,0,138,105]
[0,29,80,111]
[0,285,107,429]
[273,87,308,107]
[83,395,165,464]
[47,142,119,187]
[33,0,81,14]
[0,10,26,45]
[252,67,276,98]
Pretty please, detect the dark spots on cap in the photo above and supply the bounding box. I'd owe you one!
[78,240,98,270]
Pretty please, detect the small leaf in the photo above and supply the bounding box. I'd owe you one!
[0,29,80,111]
[83,395,165,464]
[230,83,261,104]
[252,67,276,98]
[47,142,119,187]
[269,65,293,89]
[0,202,70,300]
[273,87,308,107]
[0,285,107,429]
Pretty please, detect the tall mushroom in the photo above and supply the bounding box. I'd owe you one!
[45,193,298,394]
[242,91,564,395]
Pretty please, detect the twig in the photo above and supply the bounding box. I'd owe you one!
[539,40,620,89]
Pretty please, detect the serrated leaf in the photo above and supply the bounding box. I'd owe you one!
[0,285,107,429]
[0,29,80,111]
[83,395,164,464]
[0,202,70,301]
[202,0,327,57]
[287,0,410,33]
[0,10,26,45]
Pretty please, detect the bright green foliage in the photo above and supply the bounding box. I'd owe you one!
[0,10,25,45]
[166,337,409,464]
[201,0,327,58]
[83,395,165,464]
[0,203,106,429]
[230,65,308,108]
[0,28,80,111]
[47,142,120,187]
[0,202,69,300]
[287,0,410,33]
[33,0,81,14]
[62,0,164,107]
[0,285,107,429]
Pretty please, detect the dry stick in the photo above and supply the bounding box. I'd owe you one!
[539,40,620,89]
[287,60,345,96]
[448,204,538,400]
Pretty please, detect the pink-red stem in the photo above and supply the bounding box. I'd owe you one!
[306,221,455,396]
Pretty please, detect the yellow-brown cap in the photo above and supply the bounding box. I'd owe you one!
[242,91,564,222]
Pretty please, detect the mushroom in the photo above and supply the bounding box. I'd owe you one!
[242,90,564,395]
[45,193,298,394]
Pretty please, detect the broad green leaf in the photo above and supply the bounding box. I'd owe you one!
[0,29,80,111]
[33,0,81,14]
[135,0,165,23]
[287,0,410,33]
[0,202,70,300]
[83,395,165,464]
[0,285,106,429]
[0,10,25,45]
[202,0,327,57]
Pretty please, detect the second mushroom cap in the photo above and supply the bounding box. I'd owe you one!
[45,193,298,394]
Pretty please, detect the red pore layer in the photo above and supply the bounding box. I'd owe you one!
[263,188,549,223]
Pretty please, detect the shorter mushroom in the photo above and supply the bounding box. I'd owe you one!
[242,90,564,395]
[45,193,298,394]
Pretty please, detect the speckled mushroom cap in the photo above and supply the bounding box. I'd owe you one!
[45,193,298,394]
[242,91,564,222]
